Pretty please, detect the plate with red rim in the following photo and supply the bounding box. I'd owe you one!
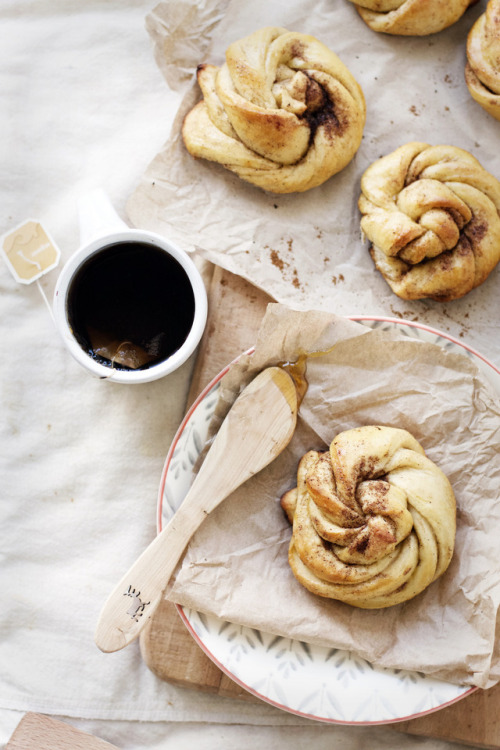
[157,316,500,725]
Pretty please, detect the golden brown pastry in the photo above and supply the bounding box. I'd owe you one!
[182,27,366,193]
[347,0,476,36]
[281,426,456,609]
[358,142,500,301]
[465,0,500,121]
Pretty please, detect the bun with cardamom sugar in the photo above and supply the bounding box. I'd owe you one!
[182,27,365,193]
[358,142,500,301]
[281,426,456,609]
[347,0,475,36]
[465,0,500,121]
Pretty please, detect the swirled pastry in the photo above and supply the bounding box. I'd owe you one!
[280,426,456,609]
[465,0,500,121]
[347,0,475,36]
[358,142,500,301]
[182,27,366,193]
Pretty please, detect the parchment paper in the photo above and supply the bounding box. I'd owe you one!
[167,304,500,690]
[127,0,500,368]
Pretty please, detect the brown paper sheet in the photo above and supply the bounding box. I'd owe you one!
[127,0,500,369]
[167,304,500,690]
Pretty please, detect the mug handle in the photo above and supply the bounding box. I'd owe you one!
[78,189,129,246]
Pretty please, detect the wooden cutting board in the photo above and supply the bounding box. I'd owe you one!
[140,264,500,748]
[6,713,120,749]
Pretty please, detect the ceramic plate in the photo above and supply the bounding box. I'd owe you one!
[158,317,500,725]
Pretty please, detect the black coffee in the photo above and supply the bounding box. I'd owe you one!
[67,241,195,371]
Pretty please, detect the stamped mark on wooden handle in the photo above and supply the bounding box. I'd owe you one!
[124,586,151,622]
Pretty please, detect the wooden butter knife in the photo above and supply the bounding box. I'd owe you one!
[95,366,298,653]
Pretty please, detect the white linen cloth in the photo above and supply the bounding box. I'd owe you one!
[0,1,486,748]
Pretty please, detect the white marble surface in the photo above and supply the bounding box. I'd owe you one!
[0,2,485,747]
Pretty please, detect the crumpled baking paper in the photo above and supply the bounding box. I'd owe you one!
[166,304,500,689]
[127,0,500,370]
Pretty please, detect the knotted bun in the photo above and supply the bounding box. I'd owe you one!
[182,27,365,193]
[281,426,456,609]
[465,0,500,121]
[347,0,475,36]
[358,142,500,301]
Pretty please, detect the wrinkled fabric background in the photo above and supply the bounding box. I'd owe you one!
[0,0,496,747]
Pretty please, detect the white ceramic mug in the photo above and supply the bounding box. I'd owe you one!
[53,189,207,384]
